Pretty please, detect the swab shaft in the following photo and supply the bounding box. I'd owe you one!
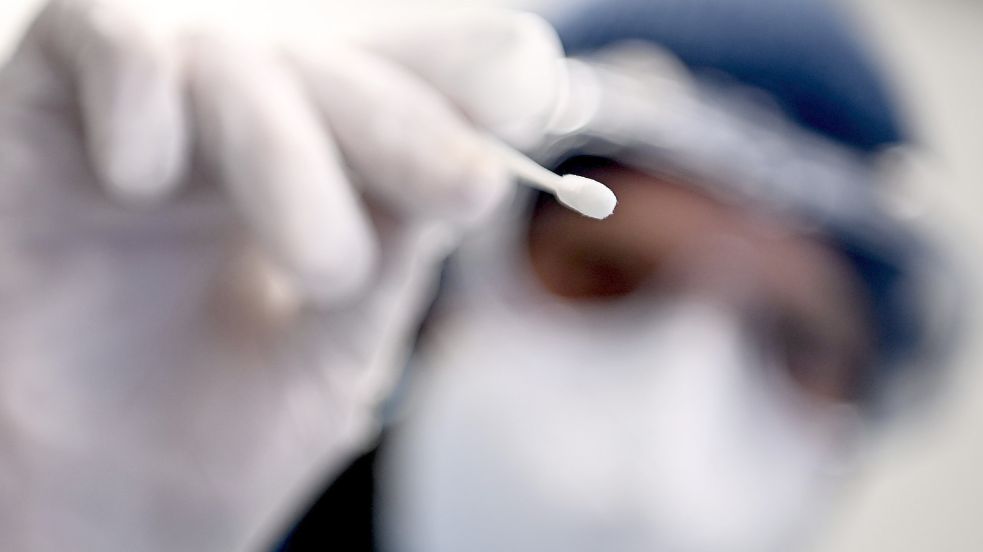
[487,136,617,220]
[487,138,565,194]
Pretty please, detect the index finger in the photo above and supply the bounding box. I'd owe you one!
[12,0,188,204]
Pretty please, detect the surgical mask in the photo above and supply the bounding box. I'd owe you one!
[376,215,863,552]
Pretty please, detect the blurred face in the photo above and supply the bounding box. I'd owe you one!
[378,160,877,552]
[527,160,875,404]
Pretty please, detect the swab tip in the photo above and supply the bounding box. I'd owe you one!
[555,174,617,219]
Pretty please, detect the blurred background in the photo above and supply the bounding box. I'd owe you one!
[1,0,980,550]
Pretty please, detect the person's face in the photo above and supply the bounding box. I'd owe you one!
[527,160,876,405]
[379,160,878,552]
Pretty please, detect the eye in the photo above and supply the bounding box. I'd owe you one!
[539,244,655,300]
[764,306,870,403]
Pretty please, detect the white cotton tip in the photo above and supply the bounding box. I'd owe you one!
[486,136,617,219]
[555,175,618,219]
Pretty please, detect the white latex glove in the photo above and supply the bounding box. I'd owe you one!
[0,1,563,550]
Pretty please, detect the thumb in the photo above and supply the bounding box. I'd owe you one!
[356,10,566,150]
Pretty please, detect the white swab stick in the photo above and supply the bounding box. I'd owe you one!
[489,139,617,220]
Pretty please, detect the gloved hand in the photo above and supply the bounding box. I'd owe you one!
[0,1,563,550]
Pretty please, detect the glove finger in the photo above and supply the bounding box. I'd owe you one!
[289,217,455,446]
[15,0,188,204]
[291,47,512,228]
[355,10,565,149]
[186,35,377,306]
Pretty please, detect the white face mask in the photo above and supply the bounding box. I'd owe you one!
[377,211,862,552]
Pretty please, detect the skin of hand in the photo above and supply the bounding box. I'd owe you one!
[0,0,563,549]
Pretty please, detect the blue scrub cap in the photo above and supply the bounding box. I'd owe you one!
[548,0,907,154]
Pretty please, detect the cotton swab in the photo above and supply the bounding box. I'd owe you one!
[490,139,617,220]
